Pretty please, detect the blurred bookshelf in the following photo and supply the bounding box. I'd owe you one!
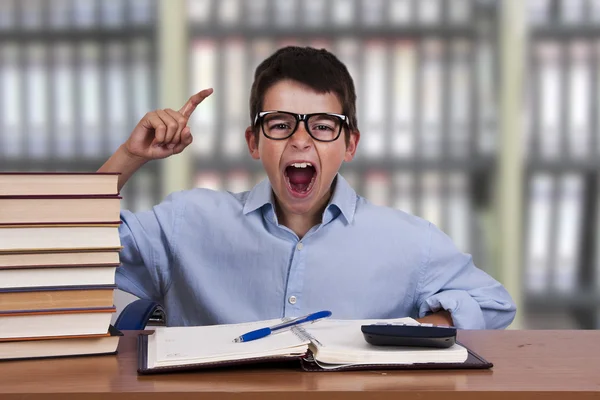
[3,0,600,329]
[0,0,161,212]
[523,0,600,329]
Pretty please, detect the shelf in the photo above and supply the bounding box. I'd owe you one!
[0,158,159,173]
[194,157,496,174]
[189,25,477,39]
[526,291,600,309]
[530,26,600,39]
[0,27,155,42]
[526,159,600,173]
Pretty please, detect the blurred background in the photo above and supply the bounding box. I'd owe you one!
[0,0,599,329]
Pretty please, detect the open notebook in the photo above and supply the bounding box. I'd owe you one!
[137,317,492,374]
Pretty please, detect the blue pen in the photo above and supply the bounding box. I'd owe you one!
[233,310,332,343]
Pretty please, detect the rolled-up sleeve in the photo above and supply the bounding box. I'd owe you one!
[116,192,181,303]
[415,223,517,329]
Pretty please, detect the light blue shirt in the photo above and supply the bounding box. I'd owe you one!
[117,174,516,329]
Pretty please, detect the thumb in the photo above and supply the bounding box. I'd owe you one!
[179,88,214,119]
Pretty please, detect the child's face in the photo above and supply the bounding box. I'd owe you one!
[245,79,359,219]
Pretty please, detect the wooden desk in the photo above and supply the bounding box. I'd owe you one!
[0,330,599,400]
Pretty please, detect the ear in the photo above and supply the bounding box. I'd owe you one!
[245,126,260,160]
[344,130,360,162]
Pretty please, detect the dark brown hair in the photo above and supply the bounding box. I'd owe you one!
[249,46,358,144]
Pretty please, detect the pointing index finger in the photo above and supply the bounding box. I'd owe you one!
[179,88,214,118]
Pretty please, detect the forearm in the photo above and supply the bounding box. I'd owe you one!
[416,310,453,326]
[98,144,147,192]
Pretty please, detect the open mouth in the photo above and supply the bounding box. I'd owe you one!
[284,162,317,196]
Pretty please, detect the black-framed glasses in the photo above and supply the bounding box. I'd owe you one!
[254,110,349,142]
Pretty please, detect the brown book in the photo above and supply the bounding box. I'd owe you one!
[0,285,116,311]
[0,173,119,196]
[0,264,119,289]
[0,307,116,339]
[0,196,121,224]
[0,224,121,253]
[0,325,122,361]
[0,250,120,268]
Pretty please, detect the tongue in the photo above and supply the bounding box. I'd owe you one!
[286,167,314,192]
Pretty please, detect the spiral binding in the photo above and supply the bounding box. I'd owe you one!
[291,326,323,347]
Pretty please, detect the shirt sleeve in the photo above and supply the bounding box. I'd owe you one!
[116,192,182,303]
[415,222,517,329]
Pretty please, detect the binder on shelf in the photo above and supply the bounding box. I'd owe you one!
[128,0,154,26]
[417,0,441,26]
[475,34,496,156]
[388,0,412,26]
[52,43,76,159]
[188,0,213,25]
[536,40,562,159]
[194,171,223,191]
[361,0,385,27]
[448,39,472,159]
[331,0,355,27]
[559,0,586,25]
[527,0,551,26]
[362,40,387,159]
[48,0,71,29]
[567,40,591,159]
[363,170,390,207]
[190,39,217,157]
[1,42,23,158]
[101,0,125,27]
[73,0,97,28]
[130,39,152,124]
[21,0,44,30]
[303,0,327,28]
[218,0,241,27]
[446,172,471,254]
[390,40,416,158]
[553,173,584,294]
[419,39,443,159]
[26,43,49,160]
[524,173,554,294]
[274,0,299,29]
[132,170,155,213]
[447,0,471,25]
[246,0,269,27]
[392,171,415,216]
[420,172,443,230]
[106,42,128,154]
[222,39,248,159]
[225,170,252,194]
[0,0,16,30]
[79,42,102,158]
[592,0,600,24]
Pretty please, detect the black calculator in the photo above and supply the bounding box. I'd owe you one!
[361,323,457,349]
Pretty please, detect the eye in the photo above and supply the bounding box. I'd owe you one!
[269,122,292,130]
[312,124,334,131]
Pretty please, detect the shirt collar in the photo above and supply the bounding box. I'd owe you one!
[242,173,357,224]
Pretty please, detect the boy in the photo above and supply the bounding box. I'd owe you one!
[99,46,516,329]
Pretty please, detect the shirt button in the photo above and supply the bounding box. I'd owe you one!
[288,295,297,304]
[296,242,303,251]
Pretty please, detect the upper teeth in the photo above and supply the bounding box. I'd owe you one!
[291,162,312,168]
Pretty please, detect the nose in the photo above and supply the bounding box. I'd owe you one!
[289,122,313,150]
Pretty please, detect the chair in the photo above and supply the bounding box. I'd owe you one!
[114,299,166,330]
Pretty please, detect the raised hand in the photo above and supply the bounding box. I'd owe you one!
[123,88,213,160]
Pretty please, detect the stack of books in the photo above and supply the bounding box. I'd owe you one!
[0,172,123,361]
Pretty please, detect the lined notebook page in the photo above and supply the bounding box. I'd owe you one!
[147,319,310,368]
[303,318,468,367]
